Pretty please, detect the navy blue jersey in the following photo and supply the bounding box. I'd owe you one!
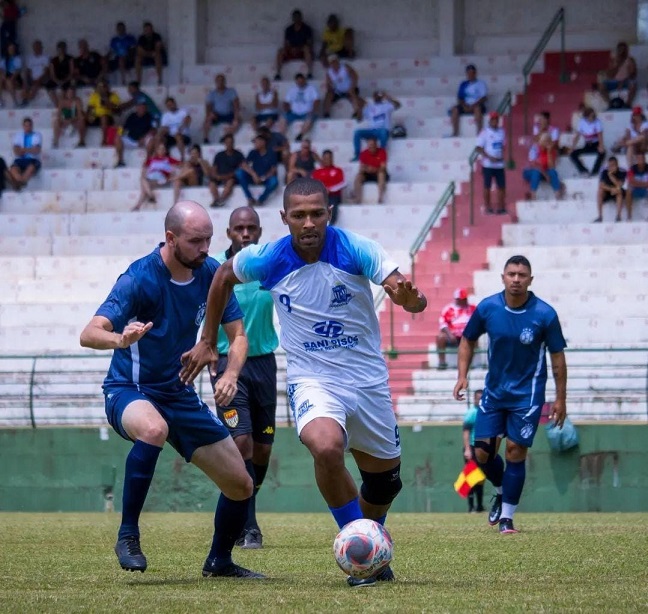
[462,291,566,410]
[97,245,243,390]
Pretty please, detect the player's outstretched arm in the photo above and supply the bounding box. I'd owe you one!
[80,316,153,350]
[214,319,248,406]
[179,259,241,385]
[549,351,568,428]
[382,272,427,313]
[453,337,477,400]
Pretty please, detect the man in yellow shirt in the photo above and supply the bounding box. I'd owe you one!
[319,14,355,67]
[86,78,121,146]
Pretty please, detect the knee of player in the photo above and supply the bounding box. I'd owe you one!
[473,439,493,465]
[505,440,528,462]
[310,440,345,468]
[137,422,169,446]
[228,473,254,500]
[360,465,403,506]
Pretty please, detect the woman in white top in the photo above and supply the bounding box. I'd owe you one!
[611,107,648,168]
[569,107,606,176]
[252,76,279,131]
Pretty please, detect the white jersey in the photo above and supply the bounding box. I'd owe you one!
[233,226,397,386]
[327,63,353,94]
[285,84,319,115]
[477,126,505,169]
[161,108,190,137]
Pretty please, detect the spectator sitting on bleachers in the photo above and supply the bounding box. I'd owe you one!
[0,41,25,107]
[625,151,648,221]
[280,72,319,142]
[107,22,136,85]
[569,106,606,177]
[450,64,487,137]
[52,85,85,148]
[352,90,401,161]
[159,96,191,161]
[117,80,160,125]
[275,9,313,81]
[135,21,166,85]
[611,106,648,168]
[287,138,320,183]
[0,0,20,59]
[312,149,345,225]
[9,116,42,189]
[258,125,289,173]
[235,133,278,206]
[208,133,244,208]
[45,41,75,107]
[75,39,105,88]
[173,144,209,203]
[322,54,361,119]
[202,74,241,144]
[113,96,155,167]
[352,136,388,204]
[476,111,506,214]
[319,14,355,67]
[533,111,560,148]
[594,156,626,222]
[132,141,179,211]
[436,288,475,370]
[597,41,637,110]
[24,40,50,106]
[523,132,564,201]
[86,78,120,146]
[252,76,280,131]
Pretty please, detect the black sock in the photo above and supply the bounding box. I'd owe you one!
[252,462,268,488]
[243,460,258,531]
[478,454,504,488]
[208,494,250,563]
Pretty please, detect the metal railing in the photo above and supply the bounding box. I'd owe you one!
[1,348,645,426]
[522,6,568,135]
[468,90,515,225]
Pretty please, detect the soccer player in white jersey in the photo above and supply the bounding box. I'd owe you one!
[180,177,428,586]
[453,255,567,534]
[80,201,264,579]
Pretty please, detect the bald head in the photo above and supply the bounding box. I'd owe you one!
[165,200,212,236]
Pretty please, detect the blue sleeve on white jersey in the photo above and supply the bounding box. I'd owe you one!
[95,273,139,332]
[462,303,486,341]
[545,312,567,353]
[233,242,273,284]
[332,228,398,285]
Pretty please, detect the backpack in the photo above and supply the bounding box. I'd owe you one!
[391,124,407,138]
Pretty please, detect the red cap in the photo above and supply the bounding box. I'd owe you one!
[632,106,643,115]
[454,288,468,300]
[489,111,500,120]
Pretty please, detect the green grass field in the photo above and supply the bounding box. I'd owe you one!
[1,513,647,613]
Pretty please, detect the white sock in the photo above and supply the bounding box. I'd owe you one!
[501,503,517,520]
[495,486,503,495]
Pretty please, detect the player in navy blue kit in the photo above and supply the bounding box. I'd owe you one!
[80,200,264,579]
[211,206,279,549]
[453,255,567,533]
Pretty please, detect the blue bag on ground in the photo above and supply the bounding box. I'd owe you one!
[545,416,579,452]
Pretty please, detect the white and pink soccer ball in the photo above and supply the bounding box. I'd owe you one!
[333,518,393,579]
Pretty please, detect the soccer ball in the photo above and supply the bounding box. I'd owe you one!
[333,518,393,579]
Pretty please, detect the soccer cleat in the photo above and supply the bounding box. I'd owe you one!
[347,565,395,587]
[202,558,265,578]
[488,494,503,526]
[499,518,520,534]
[114,536,147,572]
[240,528,263,550]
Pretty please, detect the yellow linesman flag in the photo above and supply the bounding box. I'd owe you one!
[454,460,486,498]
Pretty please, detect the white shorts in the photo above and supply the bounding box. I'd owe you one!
[122,135,141,149]
[288,379,401,460]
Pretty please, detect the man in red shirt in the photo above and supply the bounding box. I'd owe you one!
[437,288,476,370]
[352,136,389,204]
[312,149,345,225]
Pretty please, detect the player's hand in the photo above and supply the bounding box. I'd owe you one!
[384,279,426,312]
[551,399,567,429]
[463,446,473,461]
[179,340,216,385]
[119,321,153,348]
[453,377,469,401]
[213,371,238,406]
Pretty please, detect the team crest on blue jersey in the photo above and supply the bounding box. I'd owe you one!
[312,320,345,338]
[520,423,534,439]
[195,302,206,326]
[330,284,354,308]
[519,328,534,344]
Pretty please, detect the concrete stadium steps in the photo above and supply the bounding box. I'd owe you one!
[485,244,648,272]
[502,222,648,246]
[516,200,648,224]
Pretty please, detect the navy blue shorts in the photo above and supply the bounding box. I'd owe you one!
[482,167,506,189]
[104,383,230,462]
[211,113,235,125]
[211,353,277,444]
[474,403,542,447]
[12,158,41,173]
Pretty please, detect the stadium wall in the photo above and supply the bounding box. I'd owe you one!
[0,425,646,513]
